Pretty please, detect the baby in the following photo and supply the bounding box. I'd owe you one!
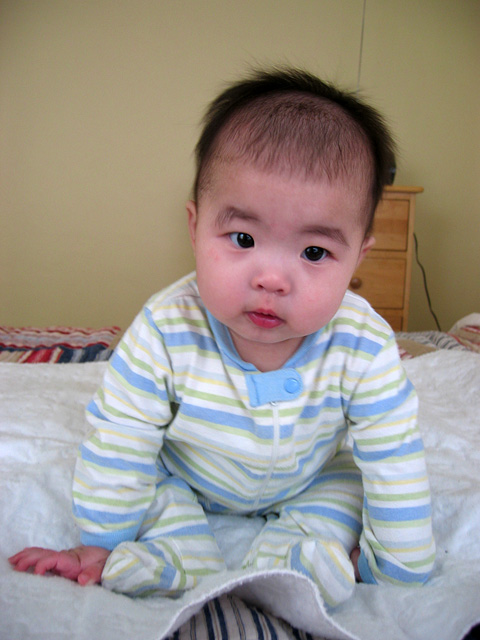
[10,68,435,608]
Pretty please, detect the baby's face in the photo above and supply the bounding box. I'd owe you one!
[187,161,374,371]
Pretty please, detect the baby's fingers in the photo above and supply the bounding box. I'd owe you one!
[33,551,77,577]
[9,547,81,580]
[9,547,51,572]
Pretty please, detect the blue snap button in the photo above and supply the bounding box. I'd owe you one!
[284,377,301,394]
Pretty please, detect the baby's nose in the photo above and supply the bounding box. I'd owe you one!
[252,267,291,295]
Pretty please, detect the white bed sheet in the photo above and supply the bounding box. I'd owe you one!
[1,350,479,640]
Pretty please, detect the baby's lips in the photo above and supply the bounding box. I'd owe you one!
[247,311,284,328]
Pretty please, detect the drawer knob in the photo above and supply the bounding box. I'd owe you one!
[350,277,362,290]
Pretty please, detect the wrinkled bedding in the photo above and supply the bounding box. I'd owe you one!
[1,349,480,640]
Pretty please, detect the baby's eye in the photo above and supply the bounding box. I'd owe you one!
[302,246,328,262]
[229,232,254,249]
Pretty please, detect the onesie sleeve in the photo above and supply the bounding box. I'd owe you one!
[348,332,435,586]
[72,304,176,550]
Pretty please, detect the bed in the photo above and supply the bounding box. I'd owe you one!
[1,317,480,640]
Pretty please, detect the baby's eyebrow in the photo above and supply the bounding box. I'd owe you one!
[215,207,349,247]
[215,207,260,228]
[302,224,349,247]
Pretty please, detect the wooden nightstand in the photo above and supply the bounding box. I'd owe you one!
[349,186,422,331]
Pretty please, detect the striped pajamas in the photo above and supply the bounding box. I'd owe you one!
[73,272,435,605]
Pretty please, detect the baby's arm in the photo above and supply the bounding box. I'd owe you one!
[72,306,176,551]
[11,310,176,581]
[9,545,110,586]
[350,337,435,586]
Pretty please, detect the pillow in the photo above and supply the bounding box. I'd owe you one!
[0,326,122,363]
[396,316,480,359]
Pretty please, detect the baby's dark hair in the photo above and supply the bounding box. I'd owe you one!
[193,68,396,234]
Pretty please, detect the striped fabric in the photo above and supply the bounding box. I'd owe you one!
[0,325,122,363]
[73,272,434,602]
[166,593,322,640]
[397,326,480,355]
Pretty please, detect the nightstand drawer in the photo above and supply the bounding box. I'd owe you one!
[350,186,421,331]
[350,258,406,308]
[373,198,409,250]
[380,310,403,331]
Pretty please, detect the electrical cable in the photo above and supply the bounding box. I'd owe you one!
[356,0,367,93]
[413,233,442,331]
[354,3,439,332]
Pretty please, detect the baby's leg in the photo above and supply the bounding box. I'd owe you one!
[102,475,226,597]
[242,448,363,607]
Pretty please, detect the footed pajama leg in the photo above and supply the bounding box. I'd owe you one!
[242,448,363,607]
[101,475,226,597]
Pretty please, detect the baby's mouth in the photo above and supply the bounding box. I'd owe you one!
[247,310,284,329]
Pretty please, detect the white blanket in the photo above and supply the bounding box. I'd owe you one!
[1,350,479,640]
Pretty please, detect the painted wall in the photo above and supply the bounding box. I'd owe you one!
[2,0,479,331]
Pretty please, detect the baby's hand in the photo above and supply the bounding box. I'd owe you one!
[350,546,362,582]
[8,545,110,586]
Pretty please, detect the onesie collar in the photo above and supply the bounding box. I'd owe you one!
[205,310,320,407]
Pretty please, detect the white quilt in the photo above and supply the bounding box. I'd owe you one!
[1,350,479,640]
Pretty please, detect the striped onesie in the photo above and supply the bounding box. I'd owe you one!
[73,272,435,606]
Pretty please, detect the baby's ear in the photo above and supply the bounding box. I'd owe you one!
[186,200,198,252]
[357,235,375,267]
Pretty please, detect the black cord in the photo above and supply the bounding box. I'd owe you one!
[413,232,442,331]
